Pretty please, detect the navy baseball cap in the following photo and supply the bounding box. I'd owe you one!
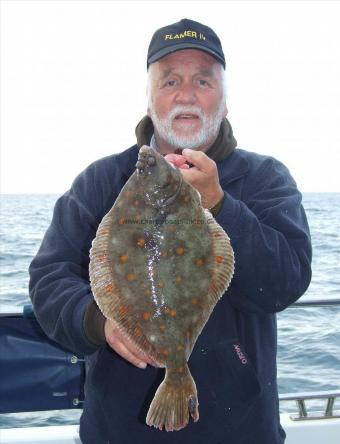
[147,18,225,69]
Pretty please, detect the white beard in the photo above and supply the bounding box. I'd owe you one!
[148,102,225,150]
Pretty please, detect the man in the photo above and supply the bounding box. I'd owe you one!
[29,18,312,443]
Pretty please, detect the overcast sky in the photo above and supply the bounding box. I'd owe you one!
[1,0,340,194]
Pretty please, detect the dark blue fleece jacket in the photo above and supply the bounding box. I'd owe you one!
[29,145,312,444]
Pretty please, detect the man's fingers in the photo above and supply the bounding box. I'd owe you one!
[105,319,162,368]
[182,148,214,174]
[110,338,147,369]
[164,153,190,169]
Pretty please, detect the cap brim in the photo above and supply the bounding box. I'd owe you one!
[147,43,225,68]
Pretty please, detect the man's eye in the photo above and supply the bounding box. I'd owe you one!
[198,79,208,86]
[166,80,176,87]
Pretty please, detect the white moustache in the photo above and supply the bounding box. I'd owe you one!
[167,106,205,122]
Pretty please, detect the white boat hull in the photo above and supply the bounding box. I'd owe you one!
[1,415,340,444]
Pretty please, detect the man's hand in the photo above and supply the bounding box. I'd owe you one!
[104,319,162,369]
[165,149,224,209]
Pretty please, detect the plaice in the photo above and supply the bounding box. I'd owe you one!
[89,145,234,431]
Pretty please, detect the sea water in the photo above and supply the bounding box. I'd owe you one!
[0,193,339,428]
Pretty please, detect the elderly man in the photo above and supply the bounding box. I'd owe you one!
[29,19,312,444]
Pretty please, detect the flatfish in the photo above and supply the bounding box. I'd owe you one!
[89,145,234,431]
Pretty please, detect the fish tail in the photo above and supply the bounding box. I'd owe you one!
[146,364,199,432]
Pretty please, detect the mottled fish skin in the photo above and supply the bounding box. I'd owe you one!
[89,145,234,431]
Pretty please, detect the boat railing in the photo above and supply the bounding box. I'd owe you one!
[279,390,340,421]
[1,298,340,316]
[287,298,340,307]
[279,297,340,421]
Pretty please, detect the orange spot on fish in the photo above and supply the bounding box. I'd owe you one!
[195,258,204,266]
[160,325,166,332]
[157,281,164,288]
[100,229,109,235]
[127,273,136,281]
[170,309,177,317]
[118,217,125,225]
[119,305,128,316]
[137,238,145,247]
[215,256,223,263]
[175,276,182,283]
[184,196,190,203]
[161,251,168,257]
[144,289,151,296]
[175,247,185,255]
[98,255,108,263]
[191,298,198,305]
[134,200,140,206]
[177,366,184,373]
[161,349,169,356]
[119,254,128,263]
[176,344,184,351]
[134,326,142,337]
[213,232,222,237]
[105,283,113,293]
[143,312,151,321]
[167,225,176,232]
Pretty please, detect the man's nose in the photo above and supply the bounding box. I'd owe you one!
[175,83,196,105]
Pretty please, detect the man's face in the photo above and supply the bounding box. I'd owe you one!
[147,49,227,152]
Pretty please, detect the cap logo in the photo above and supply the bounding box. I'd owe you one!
[164,30,206,41]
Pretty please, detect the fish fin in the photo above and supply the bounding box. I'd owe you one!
[185,210,235,346]
[146,364,199,432]
[205,209,234,304]
[89,213,161,363]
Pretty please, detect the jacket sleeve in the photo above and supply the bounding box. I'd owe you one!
[216,156,312,314]
[29,162,108,356]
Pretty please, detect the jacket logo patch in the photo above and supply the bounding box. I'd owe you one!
[233,344,248,365]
